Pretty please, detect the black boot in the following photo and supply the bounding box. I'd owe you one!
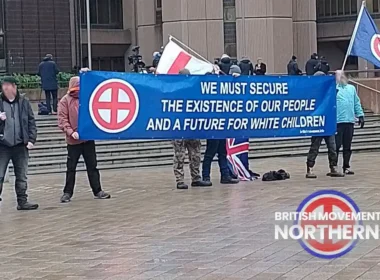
[191,180,212,187]
[327,166,345,177]
[220,177,239,184]
[177,182,189,190]
[17,202,39,211]
[306,166,317,179]
[202,178,213,187]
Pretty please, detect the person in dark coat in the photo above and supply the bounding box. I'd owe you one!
[315,56,330,75]
[254,58,267,75]
[238,57,254,75]
[305,53,319,76]
[287,56,302,75]
[218,54,233,75]
[38,54,59,115]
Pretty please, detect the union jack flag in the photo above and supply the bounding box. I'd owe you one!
[226,138,254,181]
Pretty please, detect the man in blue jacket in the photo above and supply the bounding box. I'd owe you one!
[335,70,365,175]
[38,54,59,115]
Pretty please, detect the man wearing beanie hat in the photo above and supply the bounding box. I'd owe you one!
[305,71,344,179]
[58,75,111,202]
[0,76,39,210]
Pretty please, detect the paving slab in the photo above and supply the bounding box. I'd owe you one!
[1,153,380,279]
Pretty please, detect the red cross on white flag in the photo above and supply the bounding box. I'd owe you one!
[156,39,214,74]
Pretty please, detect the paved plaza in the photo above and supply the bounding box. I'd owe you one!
[1,153,380,280]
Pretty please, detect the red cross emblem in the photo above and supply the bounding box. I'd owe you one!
[371,34,380,61]
[89,79,139,133]
[296,190,360,259]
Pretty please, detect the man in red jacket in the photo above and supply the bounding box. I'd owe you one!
[58,75,111,203]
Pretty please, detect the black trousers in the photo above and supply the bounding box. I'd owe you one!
[336,123,354,169]
[306,136,337,168]
[45,89,58,113]
[63,141,102,196]
[0,144,29,205]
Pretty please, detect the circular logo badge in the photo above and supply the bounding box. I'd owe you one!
[295,190,361,259]
[371,34,380,61]
[89,79,139,133]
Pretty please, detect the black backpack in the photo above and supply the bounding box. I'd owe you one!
[262,169,290,181]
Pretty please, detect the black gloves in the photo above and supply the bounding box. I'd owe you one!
[358,116,365,128]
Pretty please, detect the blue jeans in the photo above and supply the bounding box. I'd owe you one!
[0,144,29,205]
[202,139,229,180]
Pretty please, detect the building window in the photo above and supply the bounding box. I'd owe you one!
[80,0,123,29]
[223,0,237,58]
[83,56,125,72]
[156,0,162,24]
[374,0,379,13]
[317,0,357,19]
[156,0,162,9]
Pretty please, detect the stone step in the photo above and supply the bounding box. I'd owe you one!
[35,112,379,129]
[28,123,380,155]
[22,144,380,175]
[12,136,380,173]
[29,135,380,165]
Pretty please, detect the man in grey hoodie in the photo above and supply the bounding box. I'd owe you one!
[0,77,39,210]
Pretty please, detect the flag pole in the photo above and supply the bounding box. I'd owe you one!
[86,0,92,69]
[169,35,213,65]
[341,1,366,70]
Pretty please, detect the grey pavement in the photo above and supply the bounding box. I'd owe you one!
[1,153,380,280]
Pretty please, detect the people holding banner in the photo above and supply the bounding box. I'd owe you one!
[201,65,241,185]
[306,72,345,179]
[58,75,111,202]
[172,69,211,189]
[335,70,365,175]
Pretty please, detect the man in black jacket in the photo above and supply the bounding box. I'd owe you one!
[287,56,302,75]
[0,77,39,210]
[315,56,330,75]
[238,57,254,75]
[218,54,233,75]
[305,53,319,76]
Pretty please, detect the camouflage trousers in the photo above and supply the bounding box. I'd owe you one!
[172,140,202,183]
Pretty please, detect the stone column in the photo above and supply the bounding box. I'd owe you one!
[162,0,224,61]
[136,0,163,64]
[236,0,294,73]
[292,0,317,71]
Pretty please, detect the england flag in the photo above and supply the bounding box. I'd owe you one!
[156,39,213,74]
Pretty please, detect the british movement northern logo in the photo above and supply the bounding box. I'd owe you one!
[275,190,380,259]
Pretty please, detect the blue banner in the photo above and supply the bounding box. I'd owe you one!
[78,71,336,140]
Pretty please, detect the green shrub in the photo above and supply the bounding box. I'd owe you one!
[0,72,75,89]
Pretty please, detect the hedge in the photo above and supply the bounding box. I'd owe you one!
[0,72,75,89]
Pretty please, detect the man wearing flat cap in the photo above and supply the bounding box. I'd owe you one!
[0,77,39,210]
